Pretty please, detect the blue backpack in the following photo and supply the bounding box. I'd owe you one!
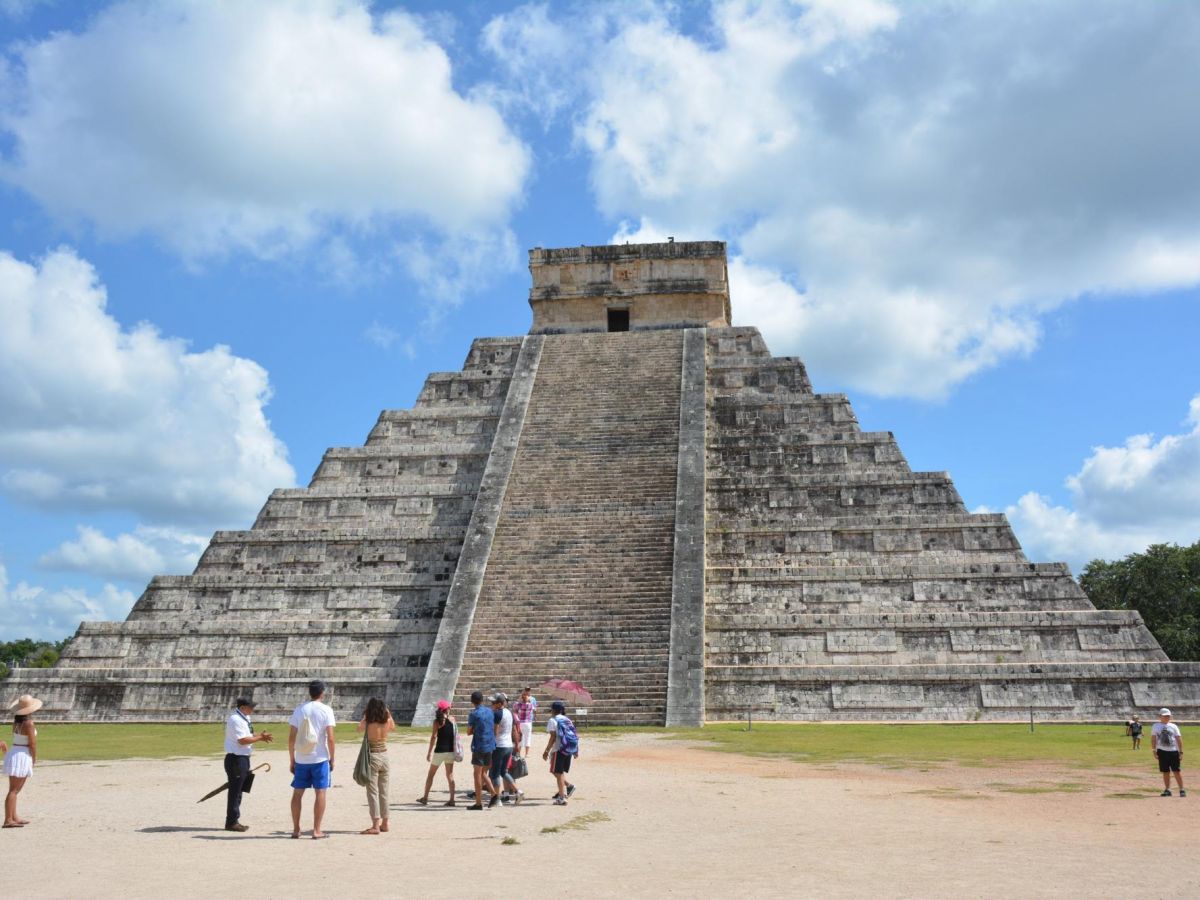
[556,715,579,755]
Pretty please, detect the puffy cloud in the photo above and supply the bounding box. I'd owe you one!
[1006,395,1200,573]
[39,525,206,583]
[491,1,1200,398]
[0,563,136,641]
[0,247,295,525]
[0,0,529,266]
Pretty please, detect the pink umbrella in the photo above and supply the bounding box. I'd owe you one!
[538,678,593,706]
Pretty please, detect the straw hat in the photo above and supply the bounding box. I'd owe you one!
[8,694,43,716]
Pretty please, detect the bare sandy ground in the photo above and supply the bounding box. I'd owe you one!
[5,732,1197,899]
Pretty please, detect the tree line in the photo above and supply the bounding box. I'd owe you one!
[0,637,73,680]
[1081,540,1200,661]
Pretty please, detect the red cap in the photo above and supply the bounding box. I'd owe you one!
[436,700,452,711]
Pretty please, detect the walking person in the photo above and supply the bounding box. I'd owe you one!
[288,679,337,839]
[490,693,523,805]
[3,694,40,828]
[541,700,579,806]
[1130,716,1143,750]
[466,690,498,810]
[222,697,273,832]
[513,687,538,757]
[356,697,394,835]
[1151,708,1186,797]
[418,700,458,806]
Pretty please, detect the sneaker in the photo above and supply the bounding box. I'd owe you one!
[566,783,576,798]
[553,797,568,806]
[488,793,501,809]
[467,803,484,810]
[515,790,524,806]
[224,823,249,833]
[1161,790,1172,797]
[1180,789,1187,797]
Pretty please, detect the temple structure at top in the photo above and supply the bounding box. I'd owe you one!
[528,240,731,333]
[8,240,1199,724]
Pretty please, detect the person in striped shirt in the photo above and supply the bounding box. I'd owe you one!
[513,687,538,756]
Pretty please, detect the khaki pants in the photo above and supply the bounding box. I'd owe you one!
[365,751,390,820]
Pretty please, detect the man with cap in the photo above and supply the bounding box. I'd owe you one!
[1151,707,1186,797]
[222,697,273,832]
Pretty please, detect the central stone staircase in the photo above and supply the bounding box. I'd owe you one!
[452,330,684,724]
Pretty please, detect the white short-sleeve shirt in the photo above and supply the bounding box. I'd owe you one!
[495,708,515,749]
[546,713,567,754]
[1152,721,1182,751]
[225,711,253,756]
[289,700,337,764]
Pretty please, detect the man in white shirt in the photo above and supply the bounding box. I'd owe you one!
[288,680,338,839]
[490,693,523,805]
[223,697,273,832]
[1151,707,1186,797]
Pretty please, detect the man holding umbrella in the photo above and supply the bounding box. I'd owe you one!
[223,697,273,832]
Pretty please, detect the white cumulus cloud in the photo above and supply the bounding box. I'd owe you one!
[0,0,529,269]
[39,524,207,583]
[0,247,295,525]
[491,0,1200,398]
[1006,395,1200,573]
[0,562,136,642]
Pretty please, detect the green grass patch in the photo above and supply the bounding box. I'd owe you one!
[501,836,520,845]
[34,723,425,762]
[987,781,1090,794]
[669,723,1150,770]
[541,811,611,834]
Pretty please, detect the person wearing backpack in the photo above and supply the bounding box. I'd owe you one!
[541,700,578,806]
[288,679,338,838]
[1151,707,1186,797]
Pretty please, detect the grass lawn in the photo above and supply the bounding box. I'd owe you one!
[28,721,1148,770]
[670,722,1147,770]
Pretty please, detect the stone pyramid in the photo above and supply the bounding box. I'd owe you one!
[8,241,1199,724]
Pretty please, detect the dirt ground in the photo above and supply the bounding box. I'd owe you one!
[5,732,1197,899]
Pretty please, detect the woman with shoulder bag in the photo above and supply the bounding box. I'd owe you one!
[417,700,457,806]
[356,698,394,834]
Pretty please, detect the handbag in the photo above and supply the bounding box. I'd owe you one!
[510,755,528,780]
[352,733,372,787]
[452,721,464,763]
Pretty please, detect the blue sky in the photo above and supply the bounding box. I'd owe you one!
[1,0,1198,640]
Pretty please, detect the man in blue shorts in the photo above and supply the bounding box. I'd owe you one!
[288,680,337,838]
[466,689,498,810]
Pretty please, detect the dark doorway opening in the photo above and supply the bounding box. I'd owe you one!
[607,308,630,332]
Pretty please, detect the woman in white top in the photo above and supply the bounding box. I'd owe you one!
[3,694,41,828]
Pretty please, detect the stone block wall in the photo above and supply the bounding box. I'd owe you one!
[702,326,1200,721]
[6,337,525,722]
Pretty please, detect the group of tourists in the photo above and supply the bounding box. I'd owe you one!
[220,680,581,837]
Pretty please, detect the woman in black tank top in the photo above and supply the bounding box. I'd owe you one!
[418,702,458,806]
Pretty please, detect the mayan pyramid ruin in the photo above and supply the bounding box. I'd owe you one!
[8,240,1199,724]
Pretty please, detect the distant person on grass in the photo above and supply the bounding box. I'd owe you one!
[490,693,523,805]
[418,700,458,806]
[289,679,337,838]
[3,694,40,828]
[542,700,579,806]
[1130,716,1143,750]
[1152,707,1185,797]
[222,697,273,832]
[467,690,499,809]
[356,697,394,835]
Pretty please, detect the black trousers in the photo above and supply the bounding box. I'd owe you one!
[224,753,251,827]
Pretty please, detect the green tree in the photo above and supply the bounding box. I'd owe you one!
[0,636,73,679]
[1080,540,1200,660]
